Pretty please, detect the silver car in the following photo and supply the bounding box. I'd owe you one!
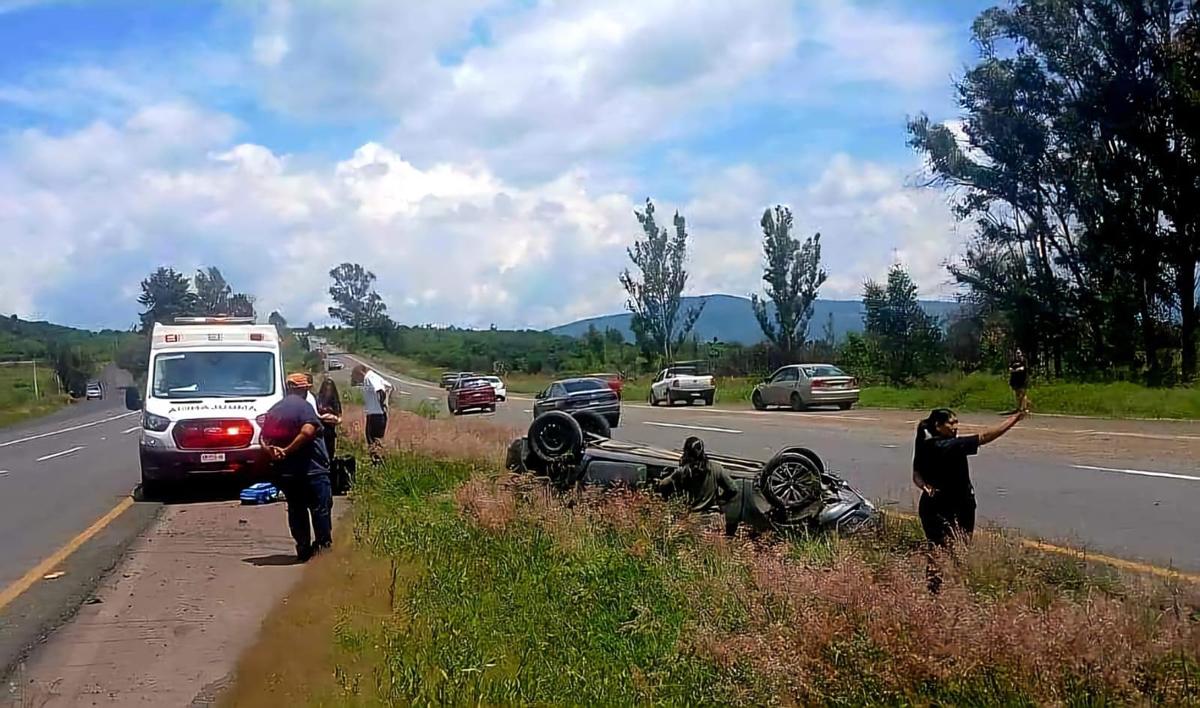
[751,364,859,411]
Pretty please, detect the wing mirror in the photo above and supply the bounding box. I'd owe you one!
[124,386,143,411]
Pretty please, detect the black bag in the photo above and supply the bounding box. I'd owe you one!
[331,455,357,496]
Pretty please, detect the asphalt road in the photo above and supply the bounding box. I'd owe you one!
[341,353,1200,574]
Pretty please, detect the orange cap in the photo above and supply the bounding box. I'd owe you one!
[286,372,312,389]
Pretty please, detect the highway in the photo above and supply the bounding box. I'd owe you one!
[2,352,1197,677]
[344,353,1200,575]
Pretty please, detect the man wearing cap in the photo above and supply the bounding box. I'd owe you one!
[260,372,333,562]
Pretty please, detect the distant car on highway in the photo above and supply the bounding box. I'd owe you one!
[649,363,715,406]
[327,358,344,371]
[587,372,624,399]
[85,382,103,400]
[751,364,859,411]
[533,377,621,428]
[448,376,497,415]
[482,375,507,401]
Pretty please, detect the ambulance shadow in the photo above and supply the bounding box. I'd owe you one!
[132,480,244,505]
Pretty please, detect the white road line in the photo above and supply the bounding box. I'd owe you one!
[122,426,140,435]
[36,446,85,462]
[0,470,9,476]
[645,421,743,434]
[1072,464,1200,483]
[624,403,879,422]
[522,409,533,414]
[0,411,138,449]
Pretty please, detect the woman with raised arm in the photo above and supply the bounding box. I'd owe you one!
[912,408,1025,548]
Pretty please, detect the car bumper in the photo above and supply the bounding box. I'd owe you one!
[139,445,271,482]
[667,387,714,400]
[564,403,621,423]
[808,390,860,405]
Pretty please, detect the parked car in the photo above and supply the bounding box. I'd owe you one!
[85,382,103,400]
[533,377,621,428]
[751,364,859,411]
[448,376,497,415]
[482,375,507,401]
[649,363,715,406]
[588,372,624,399]
[506,411,878,537]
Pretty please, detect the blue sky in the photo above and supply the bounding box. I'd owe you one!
[0,0,994,331]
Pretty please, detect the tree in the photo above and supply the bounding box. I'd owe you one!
[908,0,1200,381]
[268,311,288,330]
[750,206,827,361]
[862,265,944,385]
[328,262,388,344]
[49,342,94,397]
[193,267,231,316]
[137,267,197,333]
[619,198,706,363]
[226,293,256,319]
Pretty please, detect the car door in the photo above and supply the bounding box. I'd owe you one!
[796,366,815,404]
[767,367,798,405]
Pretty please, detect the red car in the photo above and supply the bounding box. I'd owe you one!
[588,372,624,399]
[448,377,497,415]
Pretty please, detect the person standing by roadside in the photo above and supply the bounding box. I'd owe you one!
[315,377,342,459]
[1008,349,1029,414]
[261,373,333,562]
[351,363,393,459]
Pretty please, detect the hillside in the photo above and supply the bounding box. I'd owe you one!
[0,314,135,361]
[548,294,962,344]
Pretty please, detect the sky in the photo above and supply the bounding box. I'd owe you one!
[0,0,994,331]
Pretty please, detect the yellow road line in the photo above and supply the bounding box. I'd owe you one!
[0,497,134,612]
[886,510,1200,584]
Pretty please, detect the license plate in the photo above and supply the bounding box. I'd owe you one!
[200,453,226,463]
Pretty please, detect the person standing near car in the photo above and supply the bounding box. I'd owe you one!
[351,363,392,456]
[1008,349,1029,414]
[315,376,342,459]
[912,408,1025,548]
[261,373,333,562]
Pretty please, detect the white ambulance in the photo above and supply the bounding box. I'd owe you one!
[125,317,286,495]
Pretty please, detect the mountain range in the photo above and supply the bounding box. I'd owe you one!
[547,294,961,345]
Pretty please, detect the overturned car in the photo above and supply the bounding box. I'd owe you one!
[506,411,879,537]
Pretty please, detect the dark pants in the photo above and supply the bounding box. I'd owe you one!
[323,427,337,460]
[919,491,976,547]
[280,474,332,556]
[919,491,976,594]
[365,414,387,446]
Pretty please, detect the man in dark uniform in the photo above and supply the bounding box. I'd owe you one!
[261,372,333,562]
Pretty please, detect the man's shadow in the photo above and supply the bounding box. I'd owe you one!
[242,554,302,567]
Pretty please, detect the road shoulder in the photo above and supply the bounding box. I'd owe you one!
[3,498,346,707]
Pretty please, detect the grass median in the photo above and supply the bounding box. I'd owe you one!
[225,407,1199,705]
[0,364,68,429]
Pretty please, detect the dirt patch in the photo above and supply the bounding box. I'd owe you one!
[3,499,347,707]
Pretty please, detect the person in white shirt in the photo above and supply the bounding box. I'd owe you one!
[351,364,393,455]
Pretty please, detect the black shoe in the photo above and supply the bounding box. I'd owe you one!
[313,541,332,556]
[296,545,314,563]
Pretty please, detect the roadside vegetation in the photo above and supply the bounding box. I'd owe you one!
[0,364,67,428]
[226,408,1200,705]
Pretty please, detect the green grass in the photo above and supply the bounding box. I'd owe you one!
[0,364,68,428]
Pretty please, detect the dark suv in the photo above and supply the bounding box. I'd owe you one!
[533,377,621,428]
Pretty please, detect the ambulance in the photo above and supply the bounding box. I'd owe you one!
[125,317,286,495]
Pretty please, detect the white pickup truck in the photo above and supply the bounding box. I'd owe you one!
[648,364,715,406]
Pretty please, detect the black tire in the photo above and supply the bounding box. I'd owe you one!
[759,452,823,512]
[790,392,805,412]
[140,476,169,501]
[607,414,620,429]
[704,394,714,406]
[775,446,826,475]
[752,390,767,411]
[572,410,611,439]
[649,390,660,407]
[838,402,853,411]
[527,411,584,464]
[505,438,529,472]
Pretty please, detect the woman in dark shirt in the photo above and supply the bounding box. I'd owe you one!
[315,377,343,459]
[912,408,1025,547]
[1008,349,1029,413]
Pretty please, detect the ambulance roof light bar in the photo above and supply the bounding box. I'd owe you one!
[172,316,257,325]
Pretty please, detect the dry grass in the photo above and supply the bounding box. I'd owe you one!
[228,404,1200,705]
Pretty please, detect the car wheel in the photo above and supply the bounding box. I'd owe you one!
[648,390,658,406]
[838,402,852,411]
[752,390,767,410]
[790,392,805,411]
[528,411,584,463]
[140,477,170,501]
[759,452,823,512]
[572,410,611,439]
[703,394,714,406]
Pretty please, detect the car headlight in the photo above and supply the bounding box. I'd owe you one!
[142,412,170,432]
